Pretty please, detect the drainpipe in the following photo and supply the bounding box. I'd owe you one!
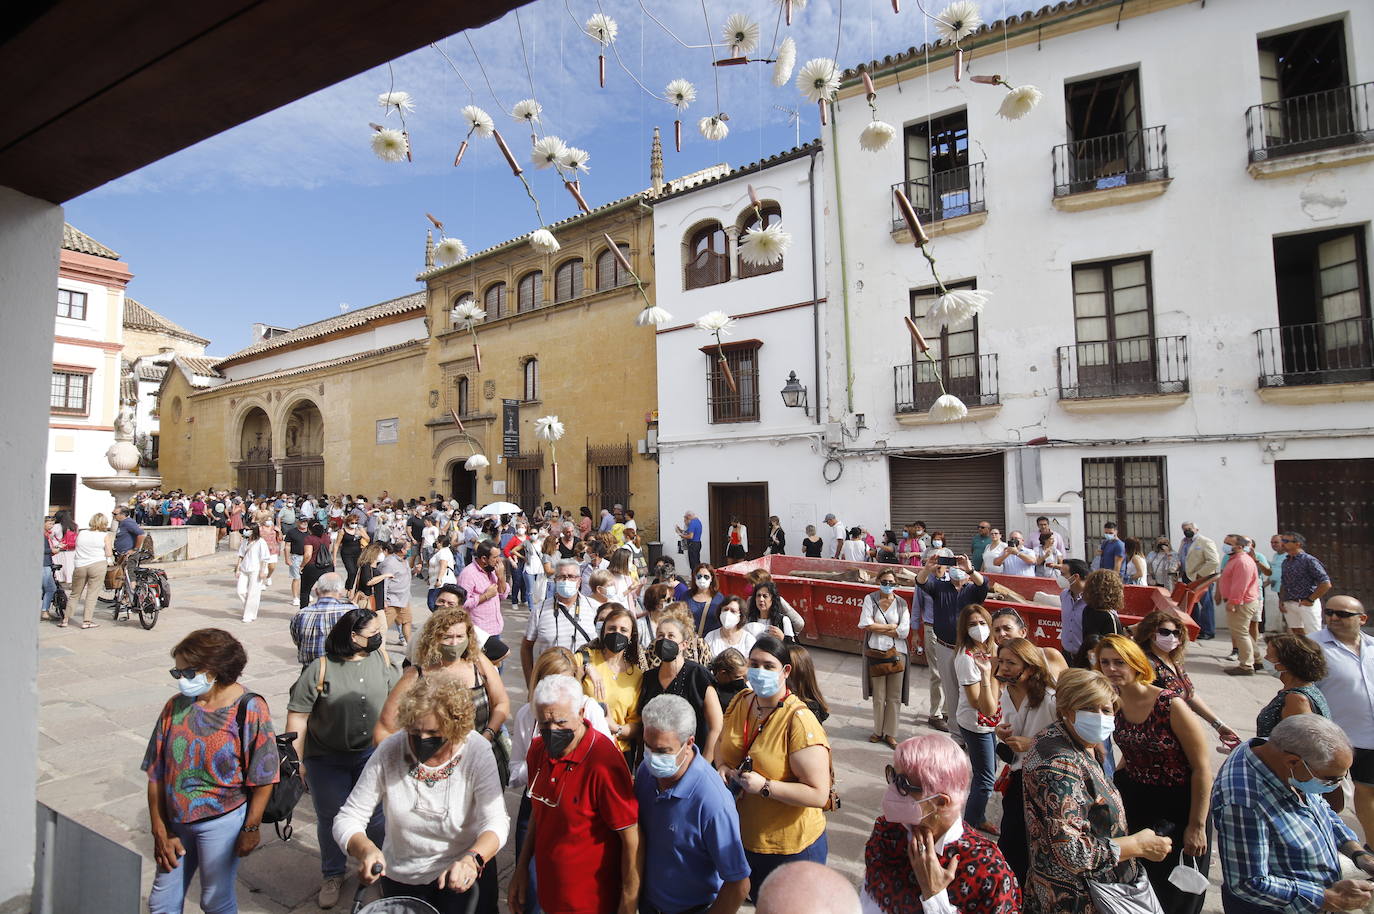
[807,148,822,424]
[829,114,855,414]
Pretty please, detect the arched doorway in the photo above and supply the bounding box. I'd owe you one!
[236,407,273,493]
[282,399,324,494]
[450,462,476,510]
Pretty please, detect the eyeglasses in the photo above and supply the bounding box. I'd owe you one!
[1156,628,1181,637]
[1296,757,1345,787]
[885,765,923,797]
[528,766,569,808]
[1325,609,1363,619]
[168,666,199,680]
[1279,538,1296,543]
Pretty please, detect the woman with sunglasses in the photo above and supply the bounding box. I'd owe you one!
[1132,610,1241,751]
[861,733,1020,914]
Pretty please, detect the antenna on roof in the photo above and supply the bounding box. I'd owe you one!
[774,104,800,147]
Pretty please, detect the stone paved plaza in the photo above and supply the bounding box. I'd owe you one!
[36,548,1321,912]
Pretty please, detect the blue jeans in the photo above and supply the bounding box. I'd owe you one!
[1195,586,1216,638]
[960,727,996,826]
[305,749,384,878]
[524,569,543,613]
[41,565,56,613]
[148,803,246,914]
[744,831,827,902]
[514,794,544,914]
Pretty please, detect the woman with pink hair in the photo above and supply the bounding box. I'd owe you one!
[861,733,1021,914]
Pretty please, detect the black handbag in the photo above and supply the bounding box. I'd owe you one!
[236,693,307,840]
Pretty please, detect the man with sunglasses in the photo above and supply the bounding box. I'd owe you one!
[1279,533,1331,637]
[1314,596,1374,844]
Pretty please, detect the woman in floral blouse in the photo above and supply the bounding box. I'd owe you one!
[1021,669,1172,914]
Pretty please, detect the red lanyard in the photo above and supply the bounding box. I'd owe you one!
[742,691,790,757]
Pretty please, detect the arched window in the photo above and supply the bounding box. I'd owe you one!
[484,282,507,318]
[554,258,584,302]
[685,222,729,289]
[523,358,539,401]
[456,376,470,416]
[738,203,783,278]
[517,271,543,313]
[451,291,474,329]
[596,244,633,290]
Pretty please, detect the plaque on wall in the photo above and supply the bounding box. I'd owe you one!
[502,399,519,457]
[376,417,399,444]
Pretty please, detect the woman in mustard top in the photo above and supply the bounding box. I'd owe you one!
[716,634,832,901]
[582,603,644,766]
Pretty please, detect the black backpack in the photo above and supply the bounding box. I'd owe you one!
[313,541,333,568]
[236,693,307,840]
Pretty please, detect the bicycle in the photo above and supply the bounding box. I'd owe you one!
[102,548,170,629]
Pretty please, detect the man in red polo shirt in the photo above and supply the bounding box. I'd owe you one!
[510,673,640,914]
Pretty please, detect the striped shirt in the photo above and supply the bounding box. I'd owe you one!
[289,597,356,666]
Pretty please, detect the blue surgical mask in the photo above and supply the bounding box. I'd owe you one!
[948,569,968,584]
[879,584,895,595]
[1289,758,1341,795]
[748,668,782,698]
[177,672,212,698]
[1222,544,1233,555]
[556,580,578,599]
[645,746,685,778]
[1073,710,1114,745]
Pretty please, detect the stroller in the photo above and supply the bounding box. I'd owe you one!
[350,864,478,914]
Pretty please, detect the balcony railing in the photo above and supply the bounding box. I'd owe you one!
[894,354,999,413]
[890,162,986,232]
[1255,318,1374,388]
[1056,335,1189,400]
[1246,82,1374,163]
[1052,125,1168,197]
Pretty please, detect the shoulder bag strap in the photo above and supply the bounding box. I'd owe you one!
[553,597,595,645]
[235,691,262,782]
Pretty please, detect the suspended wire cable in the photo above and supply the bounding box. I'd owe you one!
[465,31,509,115]
[430,40,476,101]
[636,0,717,49]
[700,0,722,111]
[515,10,540,102]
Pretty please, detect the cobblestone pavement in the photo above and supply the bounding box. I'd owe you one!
[37,548,1324,912]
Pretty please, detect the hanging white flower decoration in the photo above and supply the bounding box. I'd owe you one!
[529,229,561,254]
[464,454,490,471]
[930,393,969,422]
[927,289,991,325]
[859,120,897,152]
[666,79,697,110]
[377,91,415,114]
[559,146,591,172]
[772,38,797,88]
[721,13,760,54]
[934,1,982,43]
[531,136,568,169]
[452,299,486,324]
[739,223,792,267]
[636,306,674,327]
[796,58,840,104]
[997,85,1044,120]
[462,105,495,138]
[534,415,566,441]
[434,237,469,266]
[584,13,619,45]
[696,310,737,335]
[370,128,408,162]
[511,98,542,124]
[700,115,730,141]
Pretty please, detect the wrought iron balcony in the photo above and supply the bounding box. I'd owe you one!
[1255,319,1374,388]
[1056,335,1189,400]
[1246,82,1374,163]
[894,354,999,413]
[890,162,986,232]
[1052,125,1168,197]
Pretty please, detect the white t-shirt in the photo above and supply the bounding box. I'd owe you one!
[955,649,996,733]
[524,536,546,574]
[74,529,108,567]
[525,594,598,659]
[1000,687,1058,771]
[841,539,869,563]
[422,526,439,549]
[428,547,457,586]
[744,616,795,640]
[830,521,847,550]
[704,627,756,660]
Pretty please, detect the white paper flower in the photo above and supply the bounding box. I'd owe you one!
[721,13,760,54]
[453,299,486,323]
[464,454,490,471]
[462,105,494,138]
[636,306,674,326]
[997,85,1043,120]
[859,120,897,152]
[559,146,591,172]
[927,289,990,325]
[370,128,408,162]
[377,91,415,114]
[529,229,560,254]
[434,237,468,266]
[585,13,618,45]
[531,136,568,169]
[796,58,840,104]
[696,310,736,335]
[512,98,542,123]
[930,393,969,422]
[935,1,982,43]
[772,38,796,88]
[666,79,697,110]
[534,415,566,441]
[700,115,729,141]
[738,222,792,266]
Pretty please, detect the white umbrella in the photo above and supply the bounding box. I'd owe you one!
[477,502,522,516]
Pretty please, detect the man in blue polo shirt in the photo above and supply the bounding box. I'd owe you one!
[916,553,988,734]
[636,694,750,914]
[112,506,146,558]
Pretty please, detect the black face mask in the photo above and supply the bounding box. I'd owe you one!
[602,631,630,654]
[654,638,680,662]
[716,677,747,704]
[540,726,576,759]
[1183,530,1195,539]
[358,633,382,653]
[408,733,446,764]
[994,673,1020,684]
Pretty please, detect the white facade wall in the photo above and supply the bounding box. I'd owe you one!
[217,315,425,380]
[821,0,1374,556]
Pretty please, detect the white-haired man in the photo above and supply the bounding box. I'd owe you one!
[636,694,750,913]
[289,572,355,667]
[756,862,859,914]
[509,674,639,914]
[521,559,598,687]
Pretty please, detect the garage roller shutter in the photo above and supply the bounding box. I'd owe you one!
[888,453,1006,557]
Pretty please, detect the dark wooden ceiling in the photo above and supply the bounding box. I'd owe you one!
[0,0,532,203]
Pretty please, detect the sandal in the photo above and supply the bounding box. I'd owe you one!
[868,734,884,743]
[81,621,99,629]
[884,736,899,749]
[57,621,69,628]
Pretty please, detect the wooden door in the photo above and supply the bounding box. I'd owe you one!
[1275,459,1374,609]
[708,483,769,565]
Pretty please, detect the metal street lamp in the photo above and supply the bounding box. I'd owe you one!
[780,371,808,411]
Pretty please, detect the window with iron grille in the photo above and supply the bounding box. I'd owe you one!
[555,259,584,302]
[523,358,539,401]
[518,271,543,313]
[456,376,470,416]
[738,203,783,278]
[1082,457,1168,545]
[51,370,90,414]
[451,292,474,330]
[685,223,729,290]
[596,244,632,290]
[484,282,507,319]
[706,341,761,423]
[57,289,87,320]
[587,441,633,512]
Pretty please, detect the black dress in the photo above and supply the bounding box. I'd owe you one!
[1077,607,1124,666]
[339,531,364,589]
[802,537,824,558]
[357,562,385,611]
[637,660,716,749]
[767,527,786,554]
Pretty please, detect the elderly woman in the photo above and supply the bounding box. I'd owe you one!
[639,607,722,761]
[860,567,912,749]
[1133,610,1242,751]
[143,629,280,914]
[704,594,757,661]
[1095,635,1213,914]
[1022,668,1172,914]
[286,608,399,909]
[861,733,1021,914]
[1256,633,1330,737]
[334,676,508,914]
[717,635,833,899]
[954,603,999,833]
[993,637,1056,882]
[66,512,113,630]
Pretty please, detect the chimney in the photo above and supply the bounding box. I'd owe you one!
[650,127,664,197]
[424,229,435,269]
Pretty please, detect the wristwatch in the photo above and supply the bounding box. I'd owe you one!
[463,850,486,873]
[760,779,771,798]
[240,823,260,833]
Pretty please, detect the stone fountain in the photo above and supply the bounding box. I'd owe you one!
[81,404,160,500]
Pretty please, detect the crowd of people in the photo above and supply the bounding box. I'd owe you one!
[116,488,1374,914]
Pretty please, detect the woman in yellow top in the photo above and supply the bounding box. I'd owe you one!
[716,634,832,902]
[581,603,644,766]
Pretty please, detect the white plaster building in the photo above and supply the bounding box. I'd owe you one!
[653,143,827,564]
[817,0,1374,603]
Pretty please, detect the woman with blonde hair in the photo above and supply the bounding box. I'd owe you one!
[66,512,113,629]
[993,636,1056,881]
[354,542,386,610]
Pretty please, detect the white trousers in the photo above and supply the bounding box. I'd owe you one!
[237,572,264,623]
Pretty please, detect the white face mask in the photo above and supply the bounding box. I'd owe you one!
[931,539,943,548]
[695,576,712,588]
[719,610,740,630]
[968,623,991,644]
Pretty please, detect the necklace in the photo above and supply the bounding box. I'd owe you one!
[409,754,461,787]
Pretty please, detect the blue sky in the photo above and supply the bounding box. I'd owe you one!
[66,0,1037,355]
